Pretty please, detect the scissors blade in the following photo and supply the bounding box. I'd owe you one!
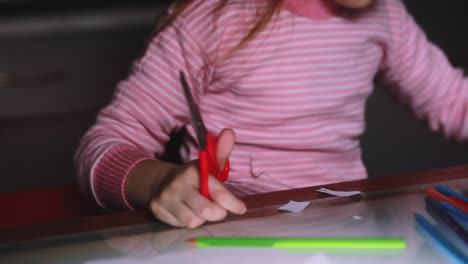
[179,71,208,150]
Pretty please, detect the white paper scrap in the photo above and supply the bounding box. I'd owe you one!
[316,188,361,197]
[352,215,363,220]
[277,200,310,213]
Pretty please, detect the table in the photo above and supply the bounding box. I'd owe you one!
[1,165,468,264]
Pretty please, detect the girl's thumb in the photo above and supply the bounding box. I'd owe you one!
[215,128,235,167]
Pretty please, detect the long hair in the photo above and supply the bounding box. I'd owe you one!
[153,0,283,60]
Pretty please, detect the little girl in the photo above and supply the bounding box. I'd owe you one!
[75,0,468,228]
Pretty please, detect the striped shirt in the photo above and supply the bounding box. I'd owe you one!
[75,0,468,209]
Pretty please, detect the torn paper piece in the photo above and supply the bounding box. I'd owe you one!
[277,201,310,213]
[316,188,362,197]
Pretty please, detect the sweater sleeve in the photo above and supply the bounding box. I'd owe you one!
[380,0,468,140]
[74,14,214,210]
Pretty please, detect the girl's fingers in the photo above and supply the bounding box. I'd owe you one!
[149,152,244,228]
[181,186,227,222]
[150,199,183,227]
[211,128,246,214]
[180,161,246,217]
[170,201,205,229]
[208,176,247,215]
[158,191,206,229]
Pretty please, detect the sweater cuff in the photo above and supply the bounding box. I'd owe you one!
[93,145,155,210]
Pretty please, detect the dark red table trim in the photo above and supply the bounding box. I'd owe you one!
[1,164,468,244]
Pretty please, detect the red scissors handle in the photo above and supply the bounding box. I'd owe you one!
[199,134,230,198]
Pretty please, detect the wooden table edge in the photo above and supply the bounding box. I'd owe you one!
[1,164,467,245]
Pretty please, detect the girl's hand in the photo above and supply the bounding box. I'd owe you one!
[125,129,246,229]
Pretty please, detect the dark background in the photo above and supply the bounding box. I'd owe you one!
[1,0,467,194]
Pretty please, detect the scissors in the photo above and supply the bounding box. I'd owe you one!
[179,71,230,199]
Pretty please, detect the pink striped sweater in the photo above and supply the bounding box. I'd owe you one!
[75,0,468,210]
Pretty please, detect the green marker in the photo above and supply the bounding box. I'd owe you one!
[186,237,406,250]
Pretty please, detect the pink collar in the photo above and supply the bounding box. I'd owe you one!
[282,0,339,19]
